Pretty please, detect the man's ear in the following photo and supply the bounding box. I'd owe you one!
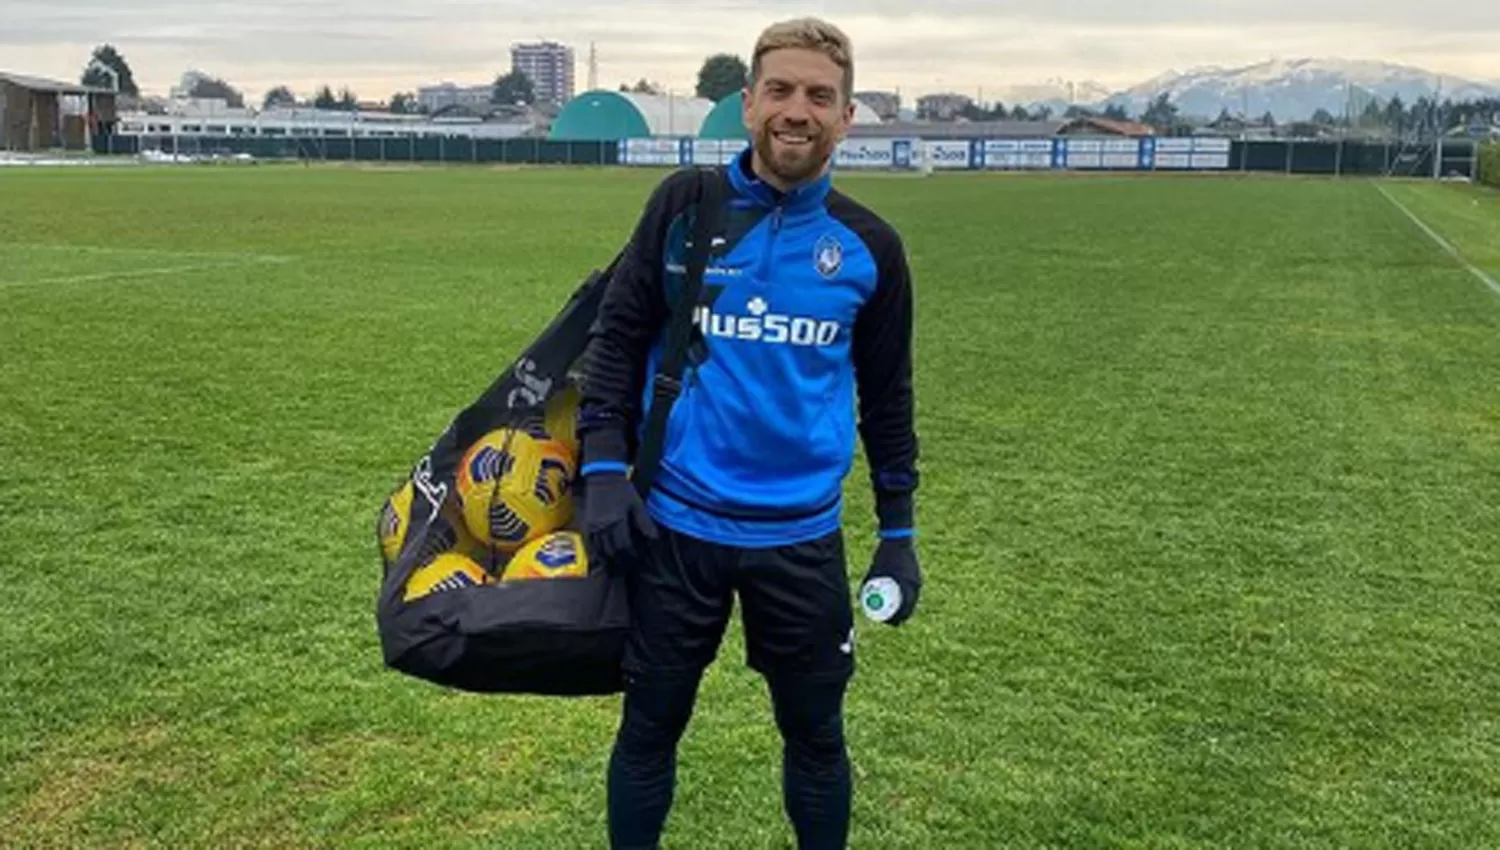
[833,99,856,141]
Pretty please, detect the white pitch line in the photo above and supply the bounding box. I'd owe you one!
[1375,182,1500,301]
[0,258,288,290]
[0,243,294,263]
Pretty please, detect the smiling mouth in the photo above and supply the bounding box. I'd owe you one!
[773,130,814,146]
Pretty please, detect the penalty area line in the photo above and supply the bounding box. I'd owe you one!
[0,258,290,290]
[1375,181,1500,302]
[0,243,294,263]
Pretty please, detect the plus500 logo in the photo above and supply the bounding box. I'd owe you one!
[694,304,841,347]
[837,144,892,164]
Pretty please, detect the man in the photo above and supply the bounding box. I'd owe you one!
[575,16,921,850]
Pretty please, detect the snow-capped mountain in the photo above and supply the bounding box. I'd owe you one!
[1100,58,1500,121]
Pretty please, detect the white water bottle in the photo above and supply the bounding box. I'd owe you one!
[860,577,902,623]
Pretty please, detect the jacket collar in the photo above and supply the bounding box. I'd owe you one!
[727,145,832,214]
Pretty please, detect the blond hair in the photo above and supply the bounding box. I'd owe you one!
[750,17,854,99]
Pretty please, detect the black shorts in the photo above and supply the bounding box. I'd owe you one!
[621,524,855,683]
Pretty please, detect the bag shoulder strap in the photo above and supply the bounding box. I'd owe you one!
[632,166,724,496]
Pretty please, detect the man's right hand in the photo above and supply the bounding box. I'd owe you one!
[580,470,658,568]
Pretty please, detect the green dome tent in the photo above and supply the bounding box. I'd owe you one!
[549,90,713,141]
[698,92,749,140]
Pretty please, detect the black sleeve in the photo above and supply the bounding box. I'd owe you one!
[852,227,920,535]
[575,170,692,473]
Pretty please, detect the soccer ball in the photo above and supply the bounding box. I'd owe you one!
[377,480,482,569]
[542,382,580,455]
[403,551,489,602]
[515,380,580,455]
[500,530,590,581]
[377,481,417,565]
[455,427,575,551]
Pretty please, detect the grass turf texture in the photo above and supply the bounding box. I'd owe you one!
[2,165,1499,849]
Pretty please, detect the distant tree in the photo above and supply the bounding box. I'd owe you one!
[985,101,1008,120]
[1141,93,1179,129]
[1403,96,1449,136]
[263,85,296,110]
[81,44,139,95]
[1446,100,1471,128]
[1064,105,1096,119]
[338,87,358,111]
[1102,103,1131,121]
[1010,104,1031,121]
[1310,107,1335,126]
[1211,107,1235,127]
[1450,97,1497,128]
[1384,95,1406,132]
[1259,111,1276,127]
[1438,98,1457,131]
[959,102,986,121]
[1032,106,1053,121]
[388,92,415,114]
[492,70,535,105]
[188,75,245,107]
[81,65,113,91]
[696,53,748,101]
[630,78,664,96]
[313,85,338,110]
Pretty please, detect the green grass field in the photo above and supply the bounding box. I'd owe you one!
[3,163,1499,849]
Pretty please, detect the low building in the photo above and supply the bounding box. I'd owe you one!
[915,93,973,121]
[417,83,494,114]
[1057,116,1158,137]
[112,105,536,142]
[0,71,117,151]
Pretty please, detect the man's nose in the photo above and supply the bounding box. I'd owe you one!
[781,95,811,122]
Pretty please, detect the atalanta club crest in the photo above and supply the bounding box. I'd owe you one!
[814,234,843,278]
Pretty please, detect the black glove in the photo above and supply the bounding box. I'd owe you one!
[581,471,657,568]
[861,538,922,626]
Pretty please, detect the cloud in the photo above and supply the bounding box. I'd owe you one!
[839,0,1500,30]
[1,0,1495,100]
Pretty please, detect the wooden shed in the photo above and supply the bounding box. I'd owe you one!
[0,71,119,152]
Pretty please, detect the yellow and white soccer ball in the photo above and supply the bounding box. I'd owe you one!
[377,481,418,565]
[515,381,580,456]
[378,481,482,569]
[542,382,580,455]
[500,530,590,581]
[403,551,490,602]
[455,427,575,552]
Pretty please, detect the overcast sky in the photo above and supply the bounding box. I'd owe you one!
[4,1,1498,102]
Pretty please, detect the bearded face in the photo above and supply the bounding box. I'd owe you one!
[742,48,855,189]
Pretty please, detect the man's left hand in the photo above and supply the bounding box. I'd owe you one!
[861,537,922,626]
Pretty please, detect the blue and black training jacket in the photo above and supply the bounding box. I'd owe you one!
[576,146,919,548]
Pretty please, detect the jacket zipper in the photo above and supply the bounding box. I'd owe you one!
[758,205,783,283]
